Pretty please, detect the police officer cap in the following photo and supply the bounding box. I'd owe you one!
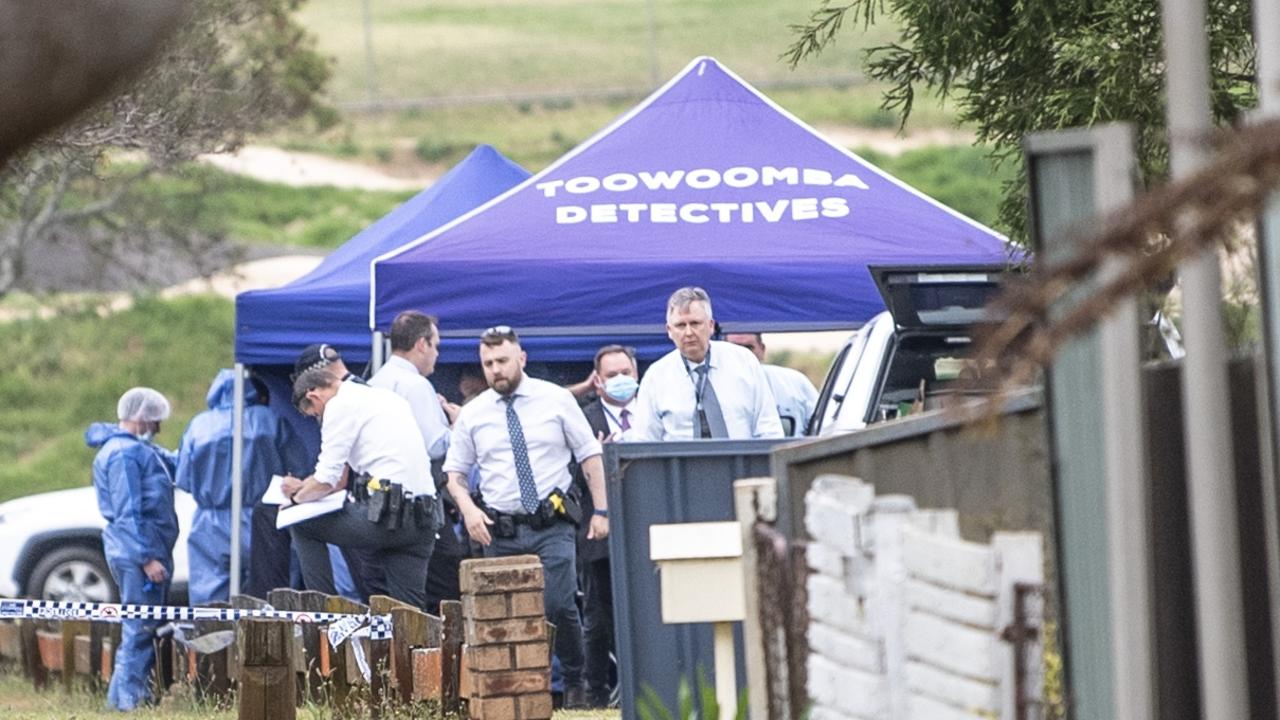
[117,387,171,422]
[294,343,342,380]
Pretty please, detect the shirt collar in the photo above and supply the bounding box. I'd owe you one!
[386,354,418,374]
[492,377,527,404]
[681,342,717,371]
[601,397,635,412]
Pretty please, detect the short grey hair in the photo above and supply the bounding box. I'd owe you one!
[292,368,339,410]
[666,286,713,319]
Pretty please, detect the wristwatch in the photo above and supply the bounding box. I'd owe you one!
[593,509,609,517]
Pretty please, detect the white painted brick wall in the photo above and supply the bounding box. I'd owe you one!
[804,474,1043,720]
[809,620,884,674]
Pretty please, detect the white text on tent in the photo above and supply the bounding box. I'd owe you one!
[554,198,851,225]
[535,166,870,198]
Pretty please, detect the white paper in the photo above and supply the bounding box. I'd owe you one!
[275,489,346,529]
[260,475,290,505]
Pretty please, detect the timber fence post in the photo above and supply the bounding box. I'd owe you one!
[237,619,296,720]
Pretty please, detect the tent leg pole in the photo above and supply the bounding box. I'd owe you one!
[229,363,245,600]
[371,331,385,374]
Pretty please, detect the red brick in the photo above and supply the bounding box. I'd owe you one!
[465,617,547,646]
[512,641,549,670]
[411,647,442,701]
[0,623,19,660]
[466,644,512,672]
[508,591,544,618]
[471,669,550,697]
[469,695,517,720]
[460,556,544,595]
[462,593,509,620]
[517,692,554,720]
[36,630,61,671]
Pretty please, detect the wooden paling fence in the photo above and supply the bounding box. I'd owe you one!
[0,592,471,719]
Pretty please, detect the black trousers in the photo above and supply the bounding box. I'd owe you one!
[290,499,437,610]
[582,556,615,704]
[341,546,388,602]
[424,523,467,614]
[246,502,291,599]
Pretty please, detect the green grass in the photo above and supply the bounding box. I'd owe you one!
[0,669,621,719]
[856,144,1015,234]
[0,671,234,719]
[270,0,959,171]
[274,82,957,173]
[0,295,235,502]
[133,165,413,249]
[297,0,890,103]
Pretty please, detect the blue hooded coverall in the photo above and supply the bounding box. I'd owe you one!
[176,369,305,605]
[86,422,179,711]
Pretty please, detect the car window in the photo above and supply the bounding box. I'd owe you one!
[809,342,854,435]
[866,333,981,423]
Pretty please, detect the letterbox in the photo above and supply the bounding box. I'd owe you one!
[649,521,745,624]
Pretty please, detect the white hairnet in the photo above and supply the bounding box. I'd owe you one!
[117,387,171,422]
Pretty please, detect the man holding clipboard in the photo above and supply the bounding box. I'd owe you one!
[281,367,439,610]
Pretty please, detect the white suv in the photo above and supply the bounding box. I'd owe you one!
[809,265,1012,436]
[0,486,195,603]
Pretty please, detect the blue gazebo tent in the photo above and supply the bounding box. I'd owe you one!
[370,57,1012,364]
[224,145,529,595]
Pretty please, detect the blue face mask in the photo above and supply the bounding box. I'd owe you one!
[604,374,639,403]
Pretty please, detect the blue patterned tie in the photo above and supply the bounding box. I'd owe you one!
[503,396,540,513]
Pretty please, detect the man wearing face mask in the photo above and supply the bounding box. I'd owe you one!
[572,344,637,706]
[85,387,179,711]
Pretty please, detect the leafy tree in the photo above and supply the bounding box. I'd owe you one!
[0,0,332,295]
[785,0,1257,244]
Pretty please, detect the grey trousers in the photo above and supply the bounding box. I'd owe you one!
[484,521,584,688]
[290,499,436,610]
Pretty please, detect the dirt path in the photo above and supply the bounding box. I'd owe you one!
[0,255,325,322]
[202,127,975,194]
[199,145,438,191]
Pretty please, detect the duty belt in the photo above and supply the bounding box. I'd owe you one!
[353,474,439,530]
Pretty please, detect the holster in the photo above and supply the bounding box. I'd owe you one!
[366,489,388,524]
[493,514,517,539]
[386,484,403,531]
[548,488,583,527]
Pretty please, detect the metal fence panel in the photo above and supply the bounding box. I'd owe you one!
[606,439,791,720]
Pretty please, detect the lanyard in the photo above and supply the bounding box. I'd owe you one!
[681,345,712,410]
[600,403,630,431]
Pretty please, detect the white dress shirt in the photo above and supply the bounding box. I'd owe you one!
[444,376,602,513]
[763,364,819,437]
[314,380,434,496]
[627,340,784,441]
[598,398,637,435]
[369,354,451,460]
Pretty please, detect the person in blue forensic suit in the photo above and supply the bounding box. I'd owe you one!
[176,369,307,605]
[85,387,179,711]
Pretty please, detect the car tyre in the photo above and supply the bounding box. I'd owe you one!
[25,545,117,603]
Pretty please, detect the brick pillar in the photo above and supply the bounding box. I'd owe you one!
[459,555,553,720]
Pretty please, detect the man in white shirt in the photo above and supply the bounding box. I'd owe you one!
[443,326,608,708]
[726,332,819,436]
[628,287,784,441]
[283,368,438,609]
[370,310,466,612]
[370,311,456,462]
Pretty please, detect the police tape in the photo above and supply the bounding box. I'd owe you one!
[0,599,393,644]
